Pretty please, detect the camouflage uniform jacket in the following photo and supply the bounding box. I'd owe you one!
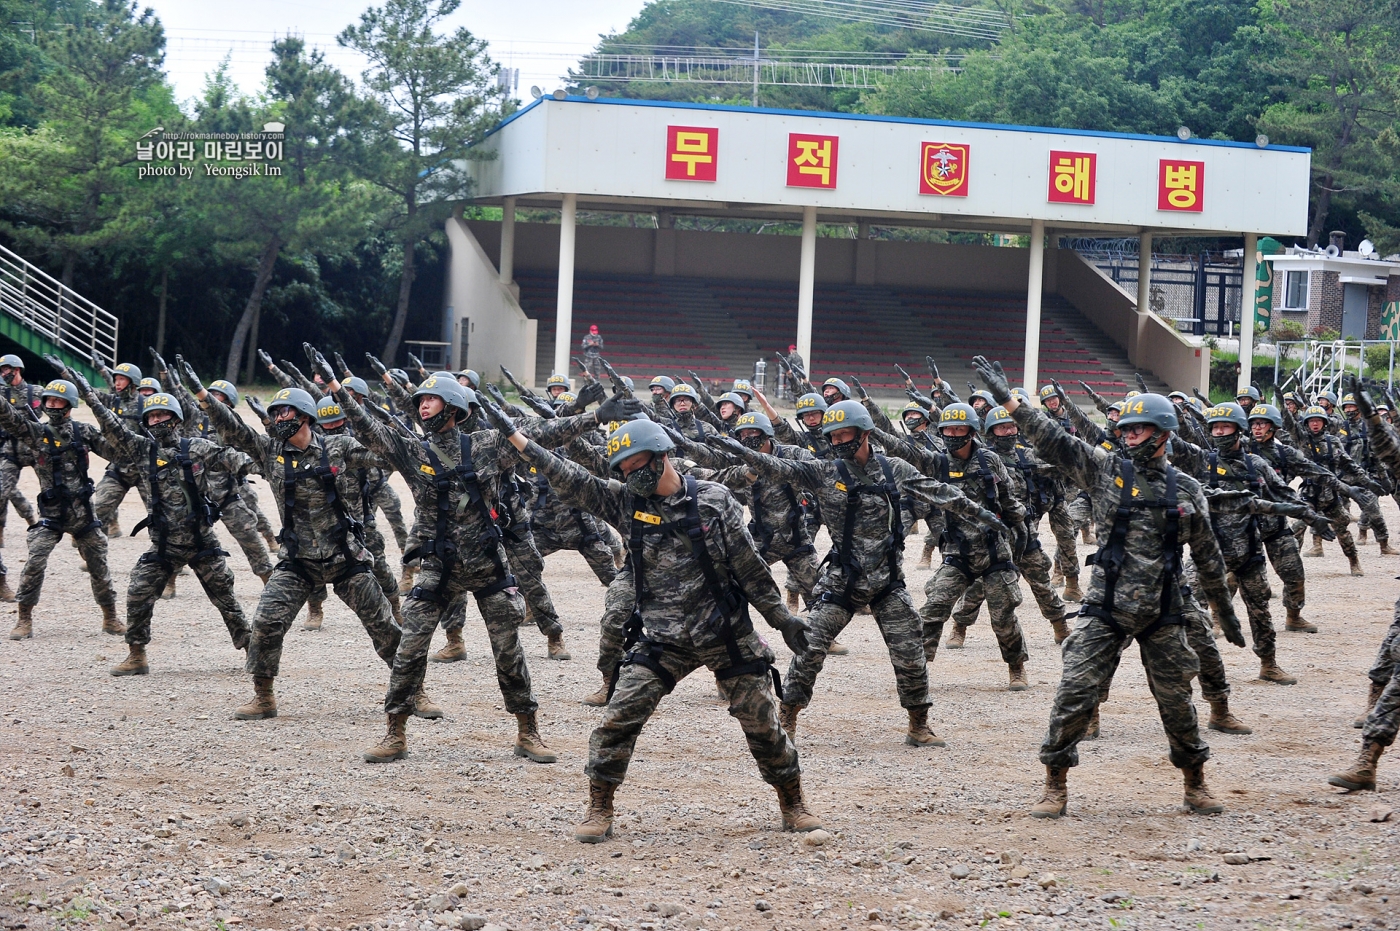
[515,437,788,650]
[0,378,40,464]
[995,441,1059,528]
[1340,415,1392,491]
[0,397,115,525]
[97,385,145,475]
[669,408,717,443]
[735,442,817,558]
[1011,404,1234,631]
[202,393,378,564]
[1292,430,1371,509]
[773,419,833,460]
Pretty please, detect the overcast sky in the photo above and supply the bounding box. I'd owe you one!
[145,0,650,106]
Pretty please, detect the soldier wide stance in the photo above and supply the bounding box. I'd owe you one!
[488,411,818,843]
[0,353,39,546]
[0,375,122,640]
[973,358,1242,818]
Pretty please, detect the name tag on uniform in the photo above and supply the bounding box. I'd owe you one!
[274,456,300,467]
[1113,476,1142,496]
[529,467,537,474]
[834,482,847,492]
[419,464,436,475]
[156,459,167,467]
[1100,441,1114,450]
[1216,466,1228,475]
[948,471,964,479]
[633,510,661,525]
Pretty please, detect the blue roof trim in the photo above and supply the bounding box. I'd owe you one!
[480,95,1310,154]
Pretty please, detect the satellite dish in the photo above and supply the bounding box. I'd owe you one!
[529,86,542,99]
[1359,239,1376,256]
[1326,244,1341,258]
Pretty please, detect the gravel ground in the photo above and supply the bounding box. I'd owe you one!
[1,425,1397,931]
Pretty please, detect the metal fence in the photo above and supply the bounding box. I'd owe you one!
[1096,256,1243,336]
[1273,340,1400,395]
[0,242,118,365]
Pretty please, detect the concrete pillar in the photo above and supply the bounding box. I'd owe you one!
[1022,219,1045,394]
[797,205,817,371]
[553,193,576,378]
[499,196,516,284]
[1239,232,1258,392]
[1136,232,1152,314]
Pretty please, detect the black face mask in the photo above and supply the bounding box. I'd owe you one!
[831,437,862,460]
[942,432,972,453]
[626,457,664,497]
[422,409,453,433]
[2,371,17,386]
[147,421,180,446]
[1127,432,1165,466]
[459,408,479,433]
[992,434,1018,453]
[1212,433,1240,455]
[320,423,350,437]
[740,433,767,450]
[903,418,926,433]
[270,418,301,442]
[45,405,69,425]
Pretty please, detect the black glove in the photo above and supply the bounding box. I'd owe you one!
[407,351,426,375]
[176,356,205,395]
[476,393,517,437]
[1135,372,1149,394]
[595,394,643,423]
[149,347,169,376]
[659,423,690,449]
[257,349,274,371]
[705,432,750,459]
[303,343,335,384]
[365,353,389,378]
[971,355,1013,404]
[1011,522,1029,563]
[575,380,606,408]
[1344,375,1375,419]
[975,507,1010,538]
[1216,602,1246,649]
[774,611,810,656]
[1302,509,1336,541]
[333,351,353,380]
[1050,378,1069,404]
[520,393,558,419]
[246,394,269,424]
[905,387,934,409]
[849,375,868,400]
[69,369,93,397]
[926,355,940,383]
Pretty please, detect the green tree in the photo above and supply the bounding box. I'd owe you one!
[337,0,506,363]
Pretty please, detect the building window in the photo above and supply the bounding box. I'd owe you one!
[1284,270,1309,309]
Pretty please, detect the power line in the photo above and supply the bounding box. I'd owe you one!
[710,0,1009,41]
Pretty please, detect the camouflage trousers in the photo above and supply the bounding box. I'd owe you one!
[1361,600,1400,747]
[921,561,1027,667]
[1047,498,1081,579]
[219,496,274,577]
[782,577,929,710]
[596,571,635,679]
[18,522,115,608]
[765,545,819,606]
[532,513,618,587]
[1351,487,1390,542]
[952,541,1065,629]
[386,557,534,716]
[245,556,400,679]
[1292,500,1359,561]
[1262,526,1305,612]
[587,629,799,787]
[125,544,248,650]
[1222,560,1277,660]
[0,457,34,528]
[93,467,149,531]
[373,482,408,553]
[307,524,401,620]
[1041,613,1209,770]
[1097,581,1231,707]
[439,528,561,639]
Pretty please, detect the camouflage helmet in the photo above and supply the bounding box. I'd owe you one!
[821,377,851,400]
[137,377,160,393]
[938,402,982,433]
[0,354,23,370]
[606,418,674,471]
[208,379,239,407]
[1116,393,1179,433]
[1247,402,1284,429]
[112,362,142,384]
[982,405,1014,433]
[267,386,318,420]
[1301,404,1330,425]
[141,392,184,422]
[648,375,675,393]
[733,410,774,437]
[316,397,347,426]
[795,392,828,415]
[667,383,699,408]
[1205,401,1249,432]
[821,399,874,436]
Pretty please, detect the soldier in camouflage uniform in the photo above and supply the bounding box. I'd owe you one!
[1339,392,1398,553]
[487,412,818,842]
[1330,378,1400,793]
[0,354,38,547]
[946,406,1070,646]
[1293,405,1372,575]
[68,371,251,677]
[324,353,642,764]
[91,361,151,538]
[0,375,123,640]
[1038,384,1089,602]
[890,402,947,570]
[974,358,1242,818]
[186,363,403,727]
[647,376,674,419]
[706,400,1007,746]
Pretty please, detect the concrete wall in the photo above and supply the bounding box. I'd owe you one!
[443,218,537,387]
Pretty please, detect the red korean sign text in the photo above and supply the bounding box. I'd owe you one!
[1158,159,1205,212]
[1048,150,1096,205]
[787,133,839,189]
[918,142,970,197]
[665,126,718,182]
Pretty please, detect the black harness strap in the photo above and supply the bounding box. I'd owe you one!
[1079,460,1188,641]
[36,426,99,536]
[936,449,1016,581]
[131,439,226,569]
[818,454,905,611]
[275,443,364,566]
[1206,448,1266,570]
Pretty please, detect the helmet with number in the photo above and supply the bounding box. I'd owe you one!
[41,379,79,406]
[1108,401,1127,417]
[795,392,827,415]
[546,373,569,391]
[717,391,747,411]
[267,387,318,420]
[1123,389,1142,401]
[1116,393,1179,433]
[137,377,160,394]
[1168,390,1189,403]
[821,377,851,401]
[316,397,347,426]
[1010,387,1032,404]
[982,405,1014,433]
[1038,384,1059,404]
[1301,404,1330,425]
[1281,390,1301,406]
[412,374,473,419]
[732,379,754,399]
[207,379,239,407]
[1316,390,1338,407]
[938,402,982,433]
[112,362,142,384]
[1237,385,1261,403]
[1205,401,1248,432]
[899,401,929,422]
[667,383,699,408]
[1340,392,1358,409]
[554,391,577,408]
[0,354,23,370]
[820,399,874,436]
[1186,396,1206,413]
[648,375,674,394]
[457,369,480,389]
[606,419,674,471]
[968,389,996,409]
[1248,403,1284,429]
[342,376,369,398]
[141,392,184,422]
[733,410,774,437]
